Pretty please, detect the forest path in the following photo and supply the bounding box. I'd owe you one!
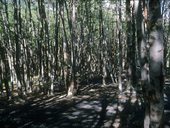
[0,80,170,128]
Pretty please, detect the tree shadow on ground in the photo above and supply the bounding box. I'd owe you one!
[1,81,170,128]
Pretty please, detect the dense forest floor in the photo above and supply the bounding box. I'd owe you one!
[0,79,170,128]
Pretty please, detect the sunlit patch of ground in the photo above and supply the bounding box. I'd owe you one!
[2,81,169,128]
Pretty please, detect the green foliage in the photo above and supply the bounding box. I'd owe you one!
[0,0,169,97]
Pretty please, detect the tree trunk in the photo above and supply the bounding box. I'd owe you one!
[126,0,132,88]
[67,0,77,97]
[142,0,164,127]
[117,0,123,92]
[13,0,22,94]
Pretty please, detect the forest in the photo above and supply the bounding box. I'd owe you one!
[0,0,170,128]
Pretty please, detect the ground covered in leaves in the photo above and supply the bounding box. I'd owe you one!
[0,80,170,128]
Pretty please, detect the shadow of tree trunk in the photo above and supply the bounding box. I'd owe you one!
[95,95,108,128]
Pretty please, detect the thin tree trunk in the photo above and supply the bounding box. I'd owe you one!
[67,0,77,97]
[59,1,70,93]
[13,0,22,94]
[126,0,132,88]
[117,0,123,92]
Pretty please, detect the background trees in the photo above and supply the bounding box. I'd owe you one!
[0,0,170,127]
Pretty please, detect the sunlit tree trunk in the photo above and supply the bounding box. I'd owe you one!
[67,0,77,97]
[59,1,70,93]
[142,0,164,127]
[117,0,123,92]
[98,1,107,86]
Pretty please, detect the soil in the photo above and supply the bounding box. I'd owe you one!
[0,80,170,128]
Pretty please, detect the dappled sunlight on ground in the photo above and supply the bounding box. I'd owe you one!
[2,82,169,128]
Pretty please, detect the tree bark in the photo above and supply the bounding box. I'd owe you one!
[142,0,164,127]
[67,0,77,97]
